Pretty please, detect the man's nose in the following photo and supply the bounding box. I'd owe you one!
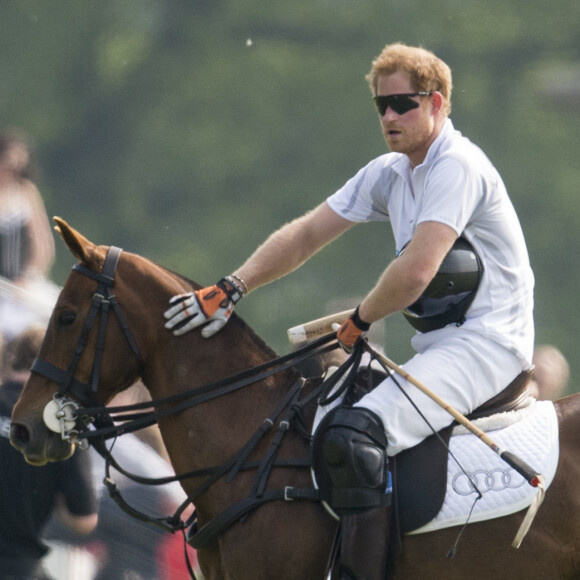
[381,106,399,121]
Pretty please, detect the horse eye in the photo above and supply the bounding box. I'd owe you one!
[58,311,77,326]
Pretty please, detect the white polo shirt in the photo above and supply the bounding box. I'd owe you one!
[327,119,534,367]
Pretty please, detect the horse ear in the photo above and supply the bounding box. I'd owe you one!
[53,216,99,265]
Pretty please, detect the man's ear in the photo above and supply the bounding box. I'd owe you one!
[430,91,444,115]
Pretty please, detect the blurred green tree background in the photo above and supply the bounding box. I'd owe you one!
[1,0,579,388]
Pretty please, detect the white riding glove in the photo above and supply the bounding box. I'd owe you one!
[164,277,244,338]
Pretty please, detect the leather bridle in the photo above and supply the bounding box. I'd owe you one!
[32,246,144,440]
[26,244,364,567]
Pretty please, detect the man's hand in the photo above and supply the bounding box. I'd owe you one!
[164,277,244,338]
[334,306,371,351]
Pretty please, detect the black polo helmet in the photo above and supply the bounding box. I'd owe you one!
[402,237,483,333]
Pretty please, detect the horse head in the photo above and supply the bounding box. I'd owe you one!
[10,217,171,465]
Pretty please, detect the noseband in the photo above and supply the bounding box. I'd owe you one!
[32,246,144,439]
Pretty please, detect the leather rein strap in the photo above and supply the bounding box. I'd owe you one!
[28,246,354,560]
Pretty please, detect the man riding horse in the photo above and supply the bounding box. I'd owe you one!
[164,42,534,578]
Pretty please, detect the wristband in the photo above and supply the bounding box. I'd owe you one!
[229,273,248,294]
[217,277,244,304]
[351,306,371,331]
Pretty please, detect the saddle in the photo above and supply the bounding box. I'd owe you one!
[392,368,534,534]
[467,369,534,420]
[335,367,535,580]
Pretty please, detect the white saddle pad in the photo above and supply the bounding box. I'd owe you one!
[408,400,559,534]
[311,369,559,533]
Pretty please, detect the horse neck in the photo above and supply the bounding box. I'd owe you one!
[146,316,301,485]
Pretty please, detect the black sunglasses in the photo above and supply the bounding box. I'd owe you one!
[373,91,433,116]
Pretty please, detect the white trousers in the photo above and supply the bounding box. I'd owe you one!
[355,327,525,456]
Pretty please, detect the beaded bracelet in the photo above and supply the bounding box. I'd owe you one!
[229,273,249,295]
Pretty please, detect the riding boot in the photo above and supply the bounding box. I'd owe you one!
[313,407,392,579]
[338,505,391,580]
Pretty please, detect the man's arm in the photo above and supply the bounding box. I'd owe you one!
[234,202,355,293]
[164,202,355,337]
[358,221,458,324]
[54,446,99,536]
[21,180,55,279]
[53,494,98,536]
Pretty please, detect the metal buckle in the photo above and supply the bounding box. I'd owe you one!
[42,395,79,441]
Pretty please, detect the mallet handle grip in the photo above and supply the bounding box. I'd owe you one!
[287,308,355,344]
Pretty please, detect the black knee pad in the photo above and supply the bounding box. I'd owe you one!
[312,406,390,516]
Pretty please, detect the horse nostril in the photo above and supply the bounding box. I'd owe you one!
[10,423,30,445]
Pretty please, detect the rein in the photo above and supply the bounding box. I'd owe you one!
[76,330,341,441]
[93,338,362,556]
[30,246,365,566]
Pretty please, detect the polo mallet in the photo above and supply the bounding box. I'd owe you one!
[287,309,356,344]
[287,309,545,547]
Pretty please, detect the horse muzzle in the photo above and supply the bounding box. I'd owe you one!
[9,397,81,465]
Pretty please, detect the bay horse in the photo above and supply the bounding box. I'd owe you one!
[10,218,580,579]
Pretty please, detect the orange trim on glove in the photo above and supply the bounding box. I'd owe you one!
[336,306,371,350]
[196,285,230,318]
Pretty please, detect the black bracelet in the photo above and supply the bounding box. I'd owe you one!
[352,306,371,331]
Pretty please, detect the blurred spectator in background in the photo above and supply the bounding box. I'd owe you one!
[0,129,59,339]
[44,382,199,580]
[529,344,570,401]
[0,129,54,284]
[0,326,98,580]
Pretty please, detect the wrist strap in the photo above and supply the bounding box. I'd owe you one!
[352,306,371,331]
[218,277,244,304]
